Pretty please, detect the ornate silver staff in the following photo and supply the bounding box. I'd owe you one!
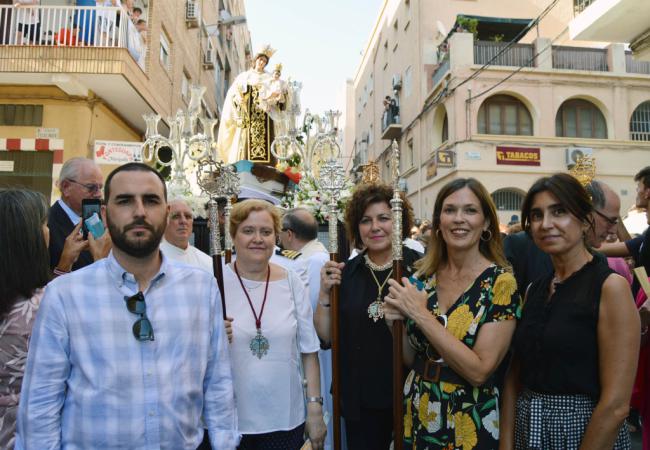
[389,139,405,450]
[221,164,241,263]
[197,158,227,320]
[317,157,346,450]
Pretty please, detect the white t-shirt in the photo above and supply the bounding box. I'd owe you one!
[224,264,320,434]
[160,239,212,273]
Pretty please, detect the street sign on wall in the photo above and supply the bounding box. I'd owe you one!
[436,150,455,168]
[496,146,540,166]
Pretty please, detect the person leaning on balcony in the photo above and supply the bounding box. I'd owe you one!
[14,0,40,45]
[96,0,121,46]
[500,173,638,450]
[315,182,421,450]
[381,178,520,449]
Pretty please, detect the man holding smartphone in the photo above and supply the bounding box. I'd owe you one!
[48,157,112,275]
[17,162,239,449]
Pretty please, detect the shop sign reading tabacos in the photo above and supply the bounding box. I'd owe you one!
[94,140,142,165]
[496,146,540,166]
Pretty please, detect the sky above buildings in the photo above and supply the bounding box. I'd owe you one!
[244,0,383,114]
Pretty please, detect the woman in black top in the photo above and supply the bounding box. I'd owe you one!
[314,183,420,450]
[500,173,639,450]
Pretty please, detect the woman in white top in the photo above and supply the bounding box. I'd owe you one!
[225,199,326,450]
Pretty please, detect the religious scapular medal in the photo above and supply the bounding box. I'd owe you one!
[234,261,272,359]
[250,328,270,359]
[366,263,393,322]
[367,299,385,322]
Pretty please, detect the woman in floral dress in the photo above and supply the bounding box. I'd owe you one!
[384,178,521,449]
[0,189,50,448]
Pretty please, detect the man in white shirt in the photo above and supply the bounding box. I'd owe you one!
[160,198,212,273]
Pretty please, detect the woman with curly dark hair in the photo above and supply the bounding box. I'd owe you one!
[314,182,421,450]
[0,189,51,448]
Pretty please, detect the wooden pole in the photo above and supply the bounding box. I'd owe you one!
[330,252,342,450]
[392,262,404,450]
[208,198,227,320]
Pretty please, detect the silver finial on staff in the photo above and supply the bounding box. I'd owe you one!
[390,139,403,262]
[197,158,227,319]
[221,164,241,263]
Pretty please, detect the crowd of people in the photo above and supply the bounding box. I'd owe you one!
[0,156,649,450]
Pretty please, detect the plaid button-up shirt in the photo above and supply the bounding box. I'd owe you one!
[16,252,238,449]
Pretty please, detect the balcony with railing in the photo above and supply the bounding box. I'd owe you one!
[431,56,450,90]
[626,51,650,75]
[474,41,534,67]
[0,4,146,71]
[0,4,159,131]
[552,45,608,71]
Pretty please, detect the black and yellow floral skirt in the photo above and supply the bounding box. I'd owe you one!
[403,370,500,450]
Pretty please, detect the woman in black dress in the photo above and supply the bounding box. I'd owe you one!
[314,183,420,450]
[500,173,639,450]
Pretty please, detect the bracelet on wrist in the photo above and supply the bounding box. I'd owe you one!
[53,267,70,276]
[306,396,323,405]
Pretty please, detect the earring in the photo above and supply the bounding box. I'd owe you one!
[480,229,492,241]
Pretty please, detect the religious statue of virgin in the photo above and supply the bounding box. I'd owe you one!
[216,44,286,165]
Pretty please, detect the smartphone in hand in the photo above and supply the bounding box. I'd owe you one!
[81,199,104,239]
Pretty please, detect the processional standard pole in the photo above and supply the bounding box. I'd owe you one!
[318,159,346,450]
[390,139,405,450]
[221,165,240,264]
[197,158,229,320]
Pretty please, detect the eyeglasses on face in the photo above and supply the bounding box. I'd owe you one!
[594,209,618,226]
[124,292,154,341]
[69,179,103,194]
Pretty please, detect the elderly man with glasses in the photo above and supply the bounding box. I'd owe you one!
[16,162,239,449]
[48,157,111,274]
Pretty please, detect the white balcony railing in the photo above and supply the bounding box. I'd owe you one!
[0,5,146,71]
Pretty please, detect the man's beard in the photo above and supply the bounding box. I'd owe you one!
[107,216,165,258]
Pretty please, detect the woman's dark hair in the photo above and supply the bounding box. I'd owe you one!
[0,189,50,319]
[415,178,507,276]
[521,173,594,236]
[344,183,414,250]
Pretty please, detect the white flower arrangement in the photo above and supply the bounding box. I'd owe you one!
[281,174,354,223]
[167,183,210,218]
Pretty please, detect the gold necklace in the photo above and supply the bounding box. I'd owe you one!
[366,266,393,322]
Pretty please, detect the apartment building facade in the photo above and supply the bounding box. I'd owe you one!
[348,0,650,225]
[0,0,251,201]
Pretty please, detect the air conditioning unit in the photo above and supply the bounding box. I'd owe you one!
[392,74,402,90]
[203,49,215,69]
[565,147,593,167]
[185,0,199,27]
